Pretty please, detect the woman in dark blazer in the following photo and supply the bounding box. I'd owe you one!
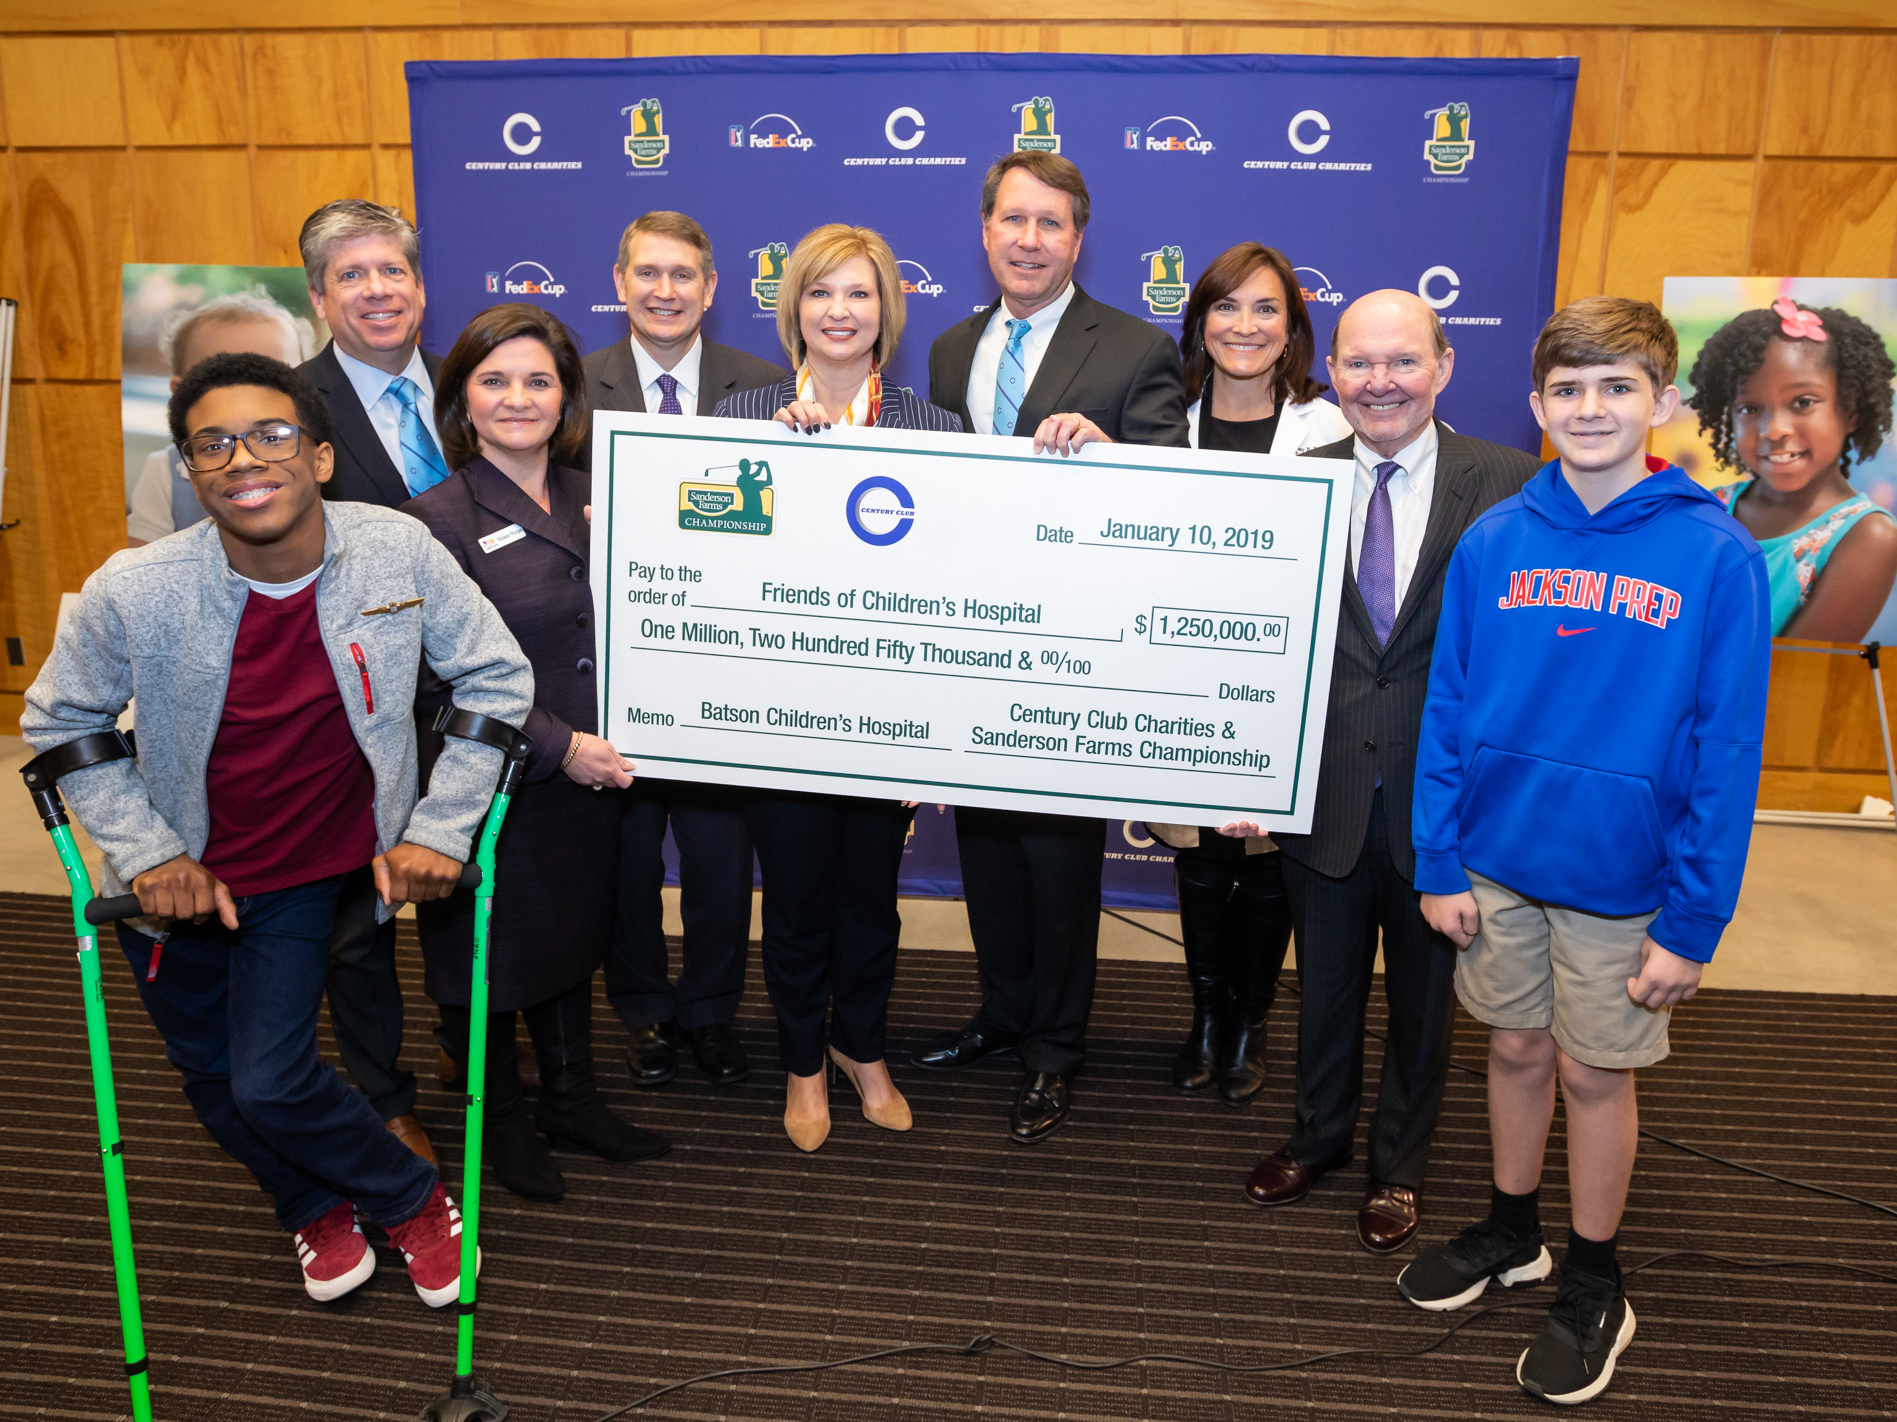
[713,224,961,1151]
[405,302,665,1201]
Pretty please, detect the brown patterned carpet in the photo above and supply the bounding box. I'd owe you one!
[2,888,1894,1421]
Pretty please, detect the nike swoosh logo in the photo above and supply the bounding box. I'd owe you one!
[1556,625,1598,637]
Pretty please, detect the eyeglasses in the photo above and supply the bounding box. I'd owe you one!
[178,423,309,473]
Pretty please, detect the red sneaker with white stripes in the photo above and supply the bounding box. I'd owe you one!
[383,1182,479,1308]
[293,1200,375,1302]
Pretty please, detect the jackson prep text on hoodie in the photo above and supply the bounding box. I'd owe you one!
[1411,459,1772,962]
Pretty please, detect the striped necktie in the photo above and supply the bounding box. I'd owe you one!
[992,317,1031,437]
[389,376,449,495]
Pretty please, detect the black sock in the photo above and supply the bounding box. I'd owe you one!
[1565,1228,1620,1283]
[1489,1183,1540,1239]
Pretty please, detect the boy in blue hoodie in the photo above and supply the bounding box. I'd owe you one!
[1397,297,1771,1404]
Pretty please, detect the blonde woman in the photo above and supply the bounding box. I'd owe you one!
[714,225,960,1151]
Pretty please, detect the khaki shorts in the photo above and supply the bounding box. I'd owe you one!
[1454,869,1670,1070]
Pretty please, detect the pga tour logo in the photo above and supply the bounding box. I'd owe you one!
[733,113,815,151]
[898,260,944,298]
[1129,116,1214,154]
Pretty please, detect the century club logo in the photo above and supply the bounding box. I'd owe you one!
[1294,266,1345,307]
[731,112,815,151]
[845,476,915,546]
[1012,96,1060,153]
[680,457,774,536]
[1423,102,1474,175]
[898,260,944,299]
[1140,246,1190,317]
[623,98,670,170]
[750,243,789,311]
[1127,116,1214,154]
[487,262,567,299]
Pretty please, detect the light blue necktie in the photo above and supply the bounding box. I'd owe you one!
[389,375,450,495]
[991,318,1031,437]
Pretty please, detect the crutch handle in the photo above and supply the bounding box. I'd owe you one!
[84,863,483,925]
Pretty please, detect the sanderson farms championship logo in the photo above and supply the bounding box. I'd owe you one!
[749,243,789,311]
[623,98,670,170]
[1423,102,1474,175]
[1140,246,1190,316]
[679,458,774,536]
[1012,96,1060,153]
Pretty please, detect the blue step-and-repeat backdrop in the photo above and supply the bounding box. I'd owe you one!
[408,52,1576,910]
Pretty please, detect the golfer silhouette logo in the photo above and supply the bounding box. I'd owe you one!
[679,457,774,536]
[623,98,671,170]
[1140,245,1191,316]
[1423,102,1475,175]
[750,242,790,311]
[1012,96,1061,153]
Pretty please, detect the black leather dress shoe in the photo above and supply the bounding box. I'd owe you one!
[624,1023,678,1088]
[1008,1071,1073,1144]
[911,1023,1019,1073]
[689,1022,751,1084]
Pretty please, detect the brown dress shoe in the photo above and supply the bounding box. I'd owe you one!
[1357,1183,1419,1252]
[1245,1148,1322,1206]
[385,1113,438,1170]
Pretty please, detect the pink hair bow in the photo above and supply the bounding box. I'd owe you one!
[1772,296,1827,342]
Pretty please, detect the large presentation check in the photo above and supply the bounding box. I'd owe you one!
[591,413,1350,832]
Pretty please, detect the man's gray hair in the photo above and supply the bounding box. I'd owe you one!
[159,289,316,375]
[298,199,420,292]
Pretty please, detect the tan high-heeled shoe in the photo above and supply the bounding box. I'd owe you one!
[828,1047,913,1132]
[784,1066,831,1152]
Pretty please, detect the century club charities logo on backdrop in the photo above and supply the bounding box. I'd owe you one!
[1418,264,1500,331]
[1011,97,1061,153]
[730,112,815,151]
[898,260,945,299]
[842,107,967,168]
[464,111,584,172]
[485,261,567,300]
[679,457,774,536]
[1126,116,1214,154]
[750,243,789,312]
[1139,246,1190,318]
[1423,102,1474,178]
[623,98,671,173]
[1242,109,1372,173]
[1294,266,1345,308]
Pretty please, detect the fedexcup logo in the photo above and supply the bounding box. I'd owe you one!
[1140,246,1190,316]
[492,261,566,299]
[750,243,789,311]
[898,260,944,299]
[846,476,915,546]
[1423,102,1474,175]
[680,458,774,536]
[1294,266,1345,307]
[734,112,815,151]
[1012,96,1060,153]
[1134,116,1214,154]
[623,98,670,170]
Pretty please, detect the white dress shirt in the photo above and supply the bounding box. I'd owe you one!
[629,334,703,414]
[333,344,441,471]
[963,281,1078,436]
[1349,421,1438,611]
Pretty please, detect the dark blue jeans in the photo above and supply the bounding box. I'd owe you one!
[117,874,438,1234]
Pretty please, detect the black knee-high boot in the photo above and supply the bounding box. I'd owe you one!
[1217,858,1293,1106]
[530,980,670,1163]
[440,1003,565,1202]
[1172,859,1236,1093]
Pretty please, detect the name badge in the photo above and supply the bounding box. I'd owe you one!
[478,523,527,554]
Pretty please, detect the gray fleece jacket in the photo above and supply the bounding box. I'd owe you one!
[23,501,534,919]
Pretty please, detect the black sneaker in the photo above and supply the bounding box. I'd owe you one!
[1517,1267,1636,1405]
[1397,1218,1553,1311]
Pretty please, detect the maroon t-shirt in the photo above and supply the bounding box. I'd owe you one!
[199,581,378,897]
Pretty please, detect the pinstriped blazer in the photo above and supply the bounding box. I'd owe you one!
[1272,423,1537,881]
[712,374,964,433]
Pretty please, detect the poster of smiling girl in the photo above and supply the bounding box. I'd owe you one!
[1656,277,1897,647]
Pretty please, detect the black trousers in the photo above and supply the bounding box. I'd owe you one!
[955,806,1104,1076]
[325,864,416,1122]
[1174,839,1292,1013]
[606,779,754,1032]
[1279,790,1458,1190]
[745,794,914,1077]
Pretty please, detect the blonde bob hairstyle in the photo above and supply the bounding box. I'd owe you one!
[775,224,906,371]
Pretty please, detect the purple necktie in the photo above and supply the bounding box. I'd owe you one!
[656,372,683,416]
[1360,460,1400,646]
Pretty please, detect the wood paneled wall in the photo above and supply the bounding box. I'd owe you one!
[1,3,1895,772]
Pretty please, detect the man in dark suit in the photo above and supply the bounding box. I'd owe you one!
[586,211,784,1089]
[1239,289,1537,1252]
[916,153,1188,1145]
[294,198,450,1168]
